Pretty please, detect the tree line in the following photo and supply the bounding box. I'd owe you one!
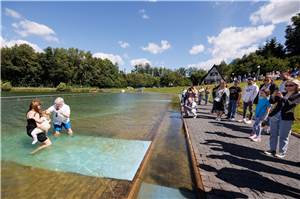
[1,14,299,88]
[214,13,300,80]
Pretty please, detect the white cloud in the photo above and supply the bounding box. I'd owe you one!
[93,52,124,65]
[142,40,171,54]
[5,8,22,19]
[250,0,300,25]
[189,44,205,55]
[139,9,150,19]
[5,8,58,42]
[190,24,275,70]
[118,41,130,48]
[0,36,43,52]
[12,20,58,42]
[130,58,152,67]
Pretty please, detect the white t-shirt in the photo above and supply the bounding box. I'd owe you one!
[47,104,71,125]
[242,84,259,102]
[279,81,287,93]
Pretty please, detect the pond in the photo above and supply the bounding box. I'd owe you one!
[1,92,195,198]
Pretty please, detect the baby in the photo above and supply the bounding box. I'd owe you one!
[32,112,51,145]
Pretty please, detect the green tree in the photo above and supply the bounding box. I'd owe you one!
[257,37,285,58]
[1,44,41,86]
[285,13,300,56]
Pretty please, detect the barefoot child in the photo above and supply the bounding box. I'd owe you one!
[31,112,51,144]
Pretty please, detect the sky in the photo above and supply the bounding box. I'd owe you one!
[1,1,300,72]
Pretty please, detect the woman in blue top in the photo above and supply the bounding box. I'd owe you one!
[249,89,271,142]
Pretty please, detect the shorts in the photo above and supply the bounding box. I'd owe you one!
[54,121,72,132]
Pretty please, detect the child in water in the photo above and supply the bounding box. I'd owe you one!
[31,112,51,144]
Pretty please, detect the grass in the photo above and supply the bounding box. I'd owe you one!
[144,82,300,134]
[4,83,300,133]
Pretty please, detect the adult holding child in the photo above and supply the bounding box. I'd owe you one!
[26,99,52,154]
[264,79,300,158]
[46,97,73,136]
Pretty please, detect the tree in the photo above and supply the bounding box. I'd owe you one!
[285,13,300,56]
[1,44,41,86]
[190,69,206,85]
[257,37,285,58]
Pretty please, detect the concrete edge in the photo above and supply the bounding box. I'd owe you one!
[126,112,168,199]
[181,115,206,198]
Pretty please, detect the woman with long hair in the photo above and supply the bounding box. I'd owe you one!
[26,99,52,154]
[265,79,300,158]
[213,81,229,121]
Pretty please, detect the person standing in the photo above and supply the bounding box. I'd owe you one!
[46,97,73,136]
[211,83,220,113]
[227,80,242,121]
[198,86,205,105]
[279,71,291,93]
[254,75,278,104]
[249,89,271,142]
[213,81,229,121]
[204,86,210,105]
[26,99,52,154]
[240,78,259,124]
[265,79,300,158]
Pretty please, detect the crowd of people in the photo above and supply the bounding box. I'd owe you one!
[181,71,300,159]
[26,97,73,154]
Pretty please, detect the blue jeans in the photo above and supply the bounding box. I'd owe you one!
[269,112,293,154]
[227,99,237,119]
[253,116,265,137]
[205,95,209,105]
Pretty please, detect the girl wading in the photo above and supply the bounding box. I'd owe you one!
[265,79,300,158]
[26,99,52,154]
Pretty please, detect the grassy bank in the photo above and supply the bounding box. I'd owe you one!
[3,84,299,133]
[145,83,300,134]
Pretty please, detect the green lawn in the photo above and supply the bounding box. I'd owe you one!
[4,84,300,133]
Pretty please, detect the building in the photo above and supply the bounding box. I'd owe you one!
[201,65,225,84]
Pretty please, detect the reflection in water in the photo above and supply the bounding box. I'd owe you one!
[1,92,195,198]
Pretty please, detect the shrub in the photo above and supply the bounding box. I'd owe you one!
[1,81,12,91]
[56,82,71,92]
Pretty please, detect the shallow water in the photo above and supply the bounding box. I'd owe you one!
[1,92,195,198]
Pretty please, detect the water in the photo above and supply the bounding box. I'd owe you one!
[1,92,195,198]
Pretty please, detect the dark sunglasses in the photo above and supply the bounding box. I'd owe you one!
[285,84,295,87]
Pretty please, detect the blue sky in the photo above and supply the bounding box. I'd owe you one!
[1,1,299,72]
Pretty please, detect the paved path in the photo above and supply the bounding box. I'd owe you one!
[183,104,300,199]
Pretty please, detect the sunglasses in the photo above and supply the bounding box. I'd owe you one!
[285,84,296,87]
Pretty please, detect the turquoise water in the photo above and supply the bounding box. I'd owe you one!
[1,92,195,198]
[2,134,151,181]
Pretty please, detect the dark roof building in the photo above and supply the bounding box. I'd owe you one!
[201,65,225,84]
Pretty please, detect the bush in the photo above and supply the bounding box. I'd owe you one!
[1,81,12,91]
[56,82,71,92]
